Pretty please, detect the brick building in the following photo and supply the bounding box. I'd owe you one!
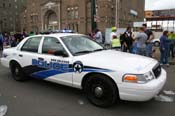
[21,0,145,34]
[0,0,27,32]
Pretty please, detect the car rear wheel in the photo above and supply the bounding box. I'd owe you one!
[84,74,118,107]
[10,62,27,81]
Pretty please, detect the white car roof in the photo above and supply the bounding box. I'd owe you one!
[35,33,84,38]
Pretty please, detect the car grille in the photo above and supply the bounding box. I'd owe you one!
[152,64,161,78]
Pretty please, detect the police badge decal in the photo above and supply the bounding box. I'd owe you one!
[73,61,84,73]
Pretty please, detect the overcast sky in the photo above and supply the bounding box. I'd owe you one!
[145,0,175,10]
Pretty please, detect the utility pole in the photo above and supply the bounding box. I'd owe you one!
[91,0,97,32]
[0,21,2,32]
[14,15,16,32]
[116,0,120,28]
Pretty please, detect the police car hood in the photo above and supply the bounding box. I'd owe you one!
[74,50,157,73]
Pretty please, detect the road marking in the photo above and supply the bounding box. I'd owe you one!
[163,90,175,95]
[154,95,174,102]
[154,90,175,103]
[0,105,8,116]
[78,100,84,105]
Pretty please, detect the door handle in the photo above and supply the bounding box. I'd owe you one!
[19,54,23,57]
[38,57,44,61]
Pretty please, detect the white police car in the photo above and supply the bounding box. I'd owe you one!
[1,33,166,107]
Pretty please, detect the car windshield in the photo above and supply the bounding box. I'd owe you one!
[61,35,104,56]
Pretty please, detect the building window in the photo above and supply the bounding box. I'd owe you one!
[67,11,71,19]
[23,16,27,24]
[34,15,38,22]
[75,10,79,19]
[30,16,33,23]
[67,8,71,19]
[71,8,75,19]
[3,3,5,8]
[75,23,78,32]
[74,6,79,19]
[4,23,7,27]
[67,6,79,20]
[11,24,13,28]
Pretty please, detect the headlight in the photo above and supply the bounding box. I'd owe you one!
[123,71,155,84]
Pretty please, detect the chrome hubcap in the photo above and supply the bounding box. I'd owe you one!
[94,87,103,97]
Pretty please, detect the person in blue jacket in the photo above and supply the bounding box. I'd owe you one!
[160,31,171,66]
[0,32,3,50]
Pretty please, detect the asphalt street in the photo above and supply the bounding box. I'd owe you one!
[0,52,175,116]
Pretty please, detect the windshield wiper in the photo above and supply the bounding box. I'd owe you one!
[93,49,105,52]
[74,51,93,55]
[74,49,105,55]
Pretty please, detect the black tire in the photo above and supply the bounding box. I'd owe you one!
[84,74,118,107]
[10,62,27,81]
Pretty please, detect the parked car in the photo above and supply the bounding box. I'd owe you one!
[1,33,167,107]
[151,38,160,47]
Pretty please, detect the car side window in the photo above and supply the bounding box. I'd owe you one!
[42,37,67,56]
[21,37,42,53]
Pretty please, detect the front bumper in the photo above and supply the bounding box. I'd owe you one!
[118,68,167,101]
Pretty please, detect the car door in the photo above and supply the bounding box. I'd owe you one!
[35,36,73,86]
[18,36,43,75]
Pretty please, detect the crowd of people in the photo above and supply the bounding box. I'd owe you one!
[90,24,155,57]
[109,24,156,58]
[159,31,175,66]
[0,31,35,51]
[90,24,175,66]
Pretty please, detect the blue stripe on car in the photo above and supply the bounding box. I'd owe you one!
[31,68,112,79]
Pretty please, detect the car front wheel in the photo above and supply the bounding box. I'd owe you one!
[84,74,118,107]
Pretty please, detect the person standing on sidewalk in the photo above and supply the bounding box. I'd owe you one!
[3,32,10,46]
[135,27,148,56]
[168,31,175,58]
[111,35,121,50]
[110,27,117,46]
[143,24,154,57]
[94,29,103,45]
[122,27,134,53]
[9,32,17,47]
[160,31,171,66]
